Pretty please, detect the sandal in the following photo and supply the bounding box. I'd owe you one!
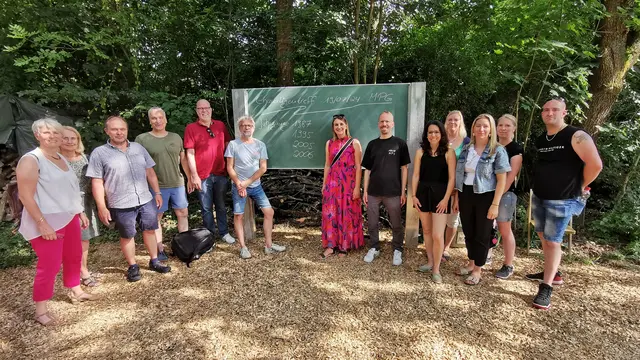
[336,249,347,258]
[320,248,335,259]
[417,264,433,273]
[457,267,473,276]
[81,275,100,287]
[442,253,451,262]
[68,291,100,304]
[34,312,56,326]
[464,275,481,286]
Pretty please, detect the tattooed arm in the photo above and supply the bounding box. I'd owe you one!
[572,130,603,190]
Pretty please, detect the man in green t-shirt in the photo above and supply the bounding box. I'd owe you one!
[135,107,191,260]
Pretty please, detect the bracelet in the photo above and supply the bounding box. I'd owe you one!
[37,216,45,223]
[491,204,499,207]
[155,192,162,195]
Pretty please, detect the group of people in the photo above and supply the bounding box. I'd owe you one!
[17,97,601,326]
[320,99,602,310]
[16,100,285,325]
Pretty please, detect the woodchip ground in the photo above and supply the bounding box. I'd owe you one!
[1,225,639,360]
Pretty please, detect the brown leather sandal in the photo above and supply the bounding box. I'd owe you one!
[81,275,100,287]
[68,291,100,304]
[34,312,56,326]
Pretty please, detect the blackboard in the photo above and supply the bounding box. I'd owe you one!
[236,84,410,169]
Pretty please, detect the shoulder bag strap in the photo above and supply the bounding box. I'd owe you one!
[330,138,354,167]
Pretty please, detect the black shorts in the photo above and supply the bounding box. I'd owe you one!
[416,182,451,214]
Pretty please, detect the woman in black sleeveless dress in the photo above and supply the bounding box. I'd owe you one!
[411,120,456,283]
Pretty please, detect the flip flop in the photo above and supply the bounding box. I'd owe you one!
[464,275,481,286]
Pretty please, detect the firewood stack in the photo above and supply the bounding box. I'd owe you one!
[0,148,20,222]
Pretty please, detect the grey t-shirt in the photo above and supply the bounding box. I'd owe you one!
[86,140,156,209]
[224,138,268,188]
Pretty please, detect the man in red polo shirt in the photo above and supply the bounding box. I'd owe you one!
[184,99,236,244]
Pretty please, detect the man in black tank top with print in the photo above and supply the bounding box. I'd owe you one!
[528,98,602,310]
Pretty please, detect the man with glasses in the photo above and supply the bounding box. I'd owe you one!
[184,99,236,244]
[225,115,286,259]
[527,98,602,310]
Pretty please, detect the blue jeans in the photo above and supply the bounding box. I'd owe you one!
[231,184,272,214]
[532,194,586,243]
[198,175,229,237]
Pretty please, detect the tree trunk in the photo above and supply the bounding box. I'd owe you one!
[584,0,640,135]
[353,0,361,84]
[372,0,384,84]
[362,0,376,84]
[276,0,294,86]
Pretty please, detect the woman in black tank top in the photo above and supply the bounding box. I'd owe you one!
[411,121,456,284]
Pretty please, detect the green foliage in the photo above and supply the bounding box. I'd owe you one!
[0,222,34,269]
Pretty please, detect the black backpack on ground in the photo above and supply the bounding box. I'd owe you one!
[171,228,215,267]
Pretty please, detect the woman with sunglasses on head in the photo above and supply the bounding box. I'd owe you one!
[442,111,470,260]
[493,114,523,279]
[412,120,456,283]
[454,114,510,285]
[321,114,364,258]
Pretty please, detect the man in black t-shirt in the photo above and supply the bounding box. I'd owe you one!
[362,111,411,266]
[527,98,602,310]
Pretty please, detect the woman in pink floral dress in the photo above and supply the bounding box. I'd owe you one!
[321,114,364,258]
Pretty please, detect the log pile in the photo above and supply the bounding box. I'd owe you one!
[262,170,324,226]
[0,148,20,222]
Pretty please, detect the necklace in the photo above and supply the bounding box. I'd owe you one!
[546,124,567,141]
[46,153,61,160]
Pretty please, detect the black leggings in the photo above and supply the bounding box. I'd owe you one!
[459,185,495,267]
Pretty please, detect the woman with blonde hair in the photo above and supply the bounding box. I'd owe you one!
[493,114,523,279]
[442,110,470,260]
[321,114,364,257]
[60,126,101,286]
[17,118,98,326]
[453,114,510,285]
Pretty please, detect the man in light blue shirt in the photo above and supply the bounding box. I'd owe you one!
[224,115,286,259]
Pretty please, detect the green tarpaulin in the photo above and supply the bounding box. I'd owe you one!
[0,95,74,155]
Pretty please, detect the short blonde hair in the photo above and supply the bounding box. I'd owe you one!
[446,110,467,138]
[470,114,499,156]
[498,114,517,128]
[62,126,85,155]
[32,118,63,135]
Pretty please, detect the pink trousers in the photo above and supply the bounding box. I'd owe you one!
[29,215,82,302]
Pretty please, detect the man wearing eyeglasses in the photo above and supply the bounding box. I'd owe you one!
[184,99,236,244]
[527,98,602,310]
[224,115,286,259]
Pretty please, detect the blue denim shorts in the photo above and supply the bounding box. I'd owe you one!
[158,186,189,213]
[110,200,159,239]
[231,184,272,215]
[497,191,517,222]
[532,194,586,243]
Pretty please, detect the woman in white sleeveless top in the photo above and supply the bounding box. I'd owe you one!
[16,119,98,326]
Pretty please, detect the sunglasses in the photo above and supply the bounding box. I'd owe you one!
[550,97,565,103]
[333,114,345,120]
[206,127,215,138]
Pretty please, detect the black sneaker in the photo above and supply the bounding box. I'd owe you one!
[149,260,171,274]
[525,271,564,285]
[533,283,553,310]
[495,265,514,279]
[126,264,142,282]
[157,251,169,262]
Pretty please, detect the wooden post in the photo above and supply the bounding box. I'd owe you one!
[404,82,426,248]
[231,89,256,241]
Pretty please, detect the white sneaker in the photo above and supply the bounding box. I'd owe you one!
[393,250,403,266]
[240,247,252,259]
[265,243,286,254]
[363,248,380,263]
[222,233,236,244]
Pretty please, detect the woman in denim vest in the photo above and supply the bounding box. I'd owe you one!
[454,114,511,285]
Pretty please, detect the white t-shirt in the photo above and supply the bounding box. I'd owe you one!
[464,148,481,186]
[18,148,84,240]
